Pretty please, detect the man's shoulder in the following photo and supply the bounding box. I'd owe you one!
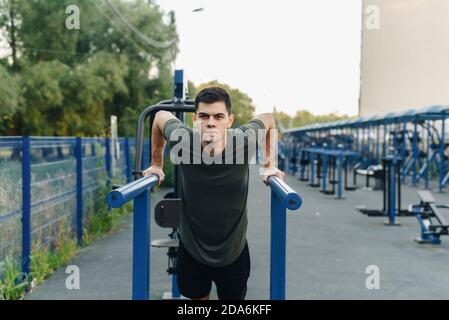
[163,119,193,147]
[238,119,266,132]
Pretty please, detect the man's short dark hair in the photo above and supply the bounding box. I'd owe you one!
[194,87,232,114]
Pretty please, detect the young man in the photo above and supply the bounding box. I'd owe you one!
[143,87,284,300]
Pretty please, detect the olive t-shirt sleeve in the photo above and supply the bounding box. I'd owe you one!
[238,118,266,147]
[163,118,192,148]
[239,119,265,134]
[231,118,266,162]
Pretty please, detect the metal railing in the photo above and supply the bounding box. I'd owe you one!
[107,174,302,300]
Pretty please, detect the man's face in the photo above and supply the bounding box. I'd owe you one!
[192,101,234,145]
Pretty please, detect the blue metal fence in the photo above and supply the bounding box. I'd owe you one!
[0,136,138,275]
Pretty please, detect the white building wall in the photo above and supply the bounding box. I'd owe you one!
[360,0,449,116]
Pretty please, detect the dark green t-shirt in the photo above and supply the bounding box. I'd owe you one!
[163,118,265,267]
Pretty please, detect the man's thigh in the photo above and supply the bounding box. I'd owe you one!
[212,242,251,300]
[176,240,212,299]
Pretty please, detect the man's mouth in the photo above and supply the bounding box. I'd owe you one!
[203,129,221,142]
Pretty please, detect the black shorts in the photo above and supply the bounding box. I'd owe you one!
[176,240,251,300]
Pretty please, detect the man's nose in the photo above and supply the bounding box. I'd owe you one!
[207,117,216,127]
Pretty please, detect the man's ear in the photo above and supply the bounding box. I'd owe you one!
[228,113,234,128]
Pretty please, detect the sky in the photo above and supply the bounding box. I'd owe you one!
[156,0,363,117]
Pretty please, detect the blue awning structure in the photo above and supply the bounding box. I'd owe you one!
[282,104,449,135]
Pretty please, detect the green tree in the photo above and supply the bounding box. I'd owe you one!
[0,65,18,133]
[0,0,20,71]
[60,52,129,136]
[0,0,180,136]
[272,108,351,133]
[15,61,69,135]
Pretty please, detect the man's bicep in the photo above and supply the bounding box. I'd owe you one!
[239,119,266,143]
[156,110,178,133]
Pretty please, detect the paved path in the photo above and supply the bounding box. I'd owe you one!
[27,166,449,299]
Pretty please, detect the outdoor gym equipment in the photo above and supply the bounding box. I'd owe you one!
[107,69,303,300]
[409,190,449,245]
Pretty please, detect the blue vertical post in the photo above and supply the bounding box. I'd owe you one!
[309,152,315,186]
[75,137,83,246]
[143,140,150,170]
[321,154,327,192]
[389,160,396,224]
[125,138,132,183]
[172,69,184,298]
[300,150,306,181]
[376,126,380,164]
[439,115,445,192]
[132,190,151,300]
[384,157,400,226]
[21,136,31,275]
[401,123,406,162]
[321,153,328,192]
[173,69,184,197]
[172,274,180,298]
[336,152,343,199]
[367,126,371,165]
[105,138,112,185]
[425,127,430,189]
[361,128,365,165]
[412,122,418,186]
[270,192,286,300]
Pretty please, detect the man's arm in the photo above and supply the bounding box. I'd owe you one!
[253,113,286,184]
[150,111,177,167]
[142,110,177,184]
[254,113,276,168]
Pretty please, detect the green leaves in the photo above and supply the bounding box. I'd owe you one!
[0,65,18,115]
[0,0,180,136]
[273,108,351,130]
[16,53,130,136]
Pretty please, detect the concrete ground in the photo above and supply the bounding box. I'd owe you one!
[26,166,449,300]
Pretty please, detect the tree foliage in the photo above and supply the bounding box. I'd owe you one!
[0,0,179,136]
[273,108,351,132]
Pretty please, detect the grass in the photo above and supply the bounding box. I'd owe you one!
[0,257,29,300]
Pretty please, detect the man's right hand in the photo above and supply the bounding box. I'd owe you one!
[142,165,165,186]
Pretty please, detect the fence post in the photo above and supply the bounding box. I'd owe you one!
[21,136,31,275]
[132,189,151,300]
[270,192,286,300]
[125,138,132,183]
[75,137,83,246]
[105,137,112,185]
[439,116,445,192]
